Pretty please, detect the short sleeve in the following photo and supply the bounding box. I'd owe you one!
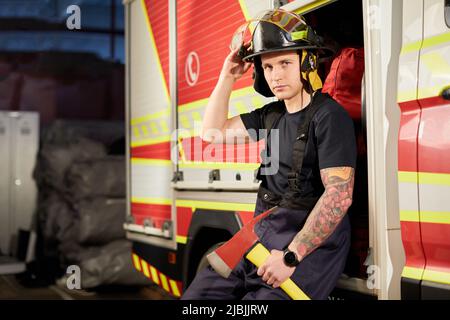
[240,106,265,141]
[315,107,357,170]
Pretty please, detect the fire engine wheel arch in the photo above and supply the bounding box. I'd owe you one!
[182,209,242,289]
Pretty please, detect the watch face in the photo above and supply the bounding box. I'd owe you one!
[284,250,298,266]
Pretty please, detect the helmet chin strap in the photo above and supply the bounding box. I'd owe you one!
[300,50,323,92]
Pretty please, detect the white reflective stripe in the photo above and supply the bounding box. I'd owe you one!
[419,184,450,213]
[398,182,419,212]
[129,0,169,121]
[131,164,172,199]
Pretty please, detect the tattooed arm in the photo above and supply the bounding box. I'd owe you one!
[257,166,354,288]
[287,166,355,261]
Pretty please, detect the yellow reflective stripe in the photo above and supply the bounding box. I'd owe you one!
[140,0,170,104]
[234,101,249,114]
[398,171,418,183]
[179,114,192,129]
[133,126,141,139]
[398,171,450,186]
[423,269,450,286]
[178,161,260,170]
[179,87,255,112]
[141,260,150,278]
[131,135,172,147]
[400,210,420,222]
[141,125,149,137]
[150,266,159,285]
[132,197,172,205]
[400,41,422,55]
[401,31,450,55]
[131,109,171,126]
[191,111,202,122]
[418,84,450,100]
[176,200,255,212]
[397,90,417,104]
[421,52,450,75]
[402,266,424,280]
[169,280,181,297]
[176,235,187,244]
[421,211,450,224]
[160,120,169,133]
[423,31,450,50]
[251,96,264,109]
[131,158,172,166]
[400,210,450,224]
[419,172,450,186]
[291,30,308,41]
[238,0,251,21]
[159,273,170,292]
[293,0,335,15]
[150,122,159,135]
[132,254,142,271]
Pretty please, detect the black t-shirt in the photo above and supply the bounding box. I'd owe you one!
[240,92,357,198]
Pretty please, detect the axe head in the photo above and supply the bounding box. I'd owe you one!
[207,206,278,278]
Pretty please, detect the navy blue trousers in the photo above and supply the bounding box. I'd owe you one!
[181,195,350,300]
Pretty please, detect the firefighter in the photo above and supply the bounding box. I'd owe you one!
[182,9,357,300]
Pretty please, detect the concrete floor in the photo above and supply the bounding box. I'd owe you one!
[0,275,175,300]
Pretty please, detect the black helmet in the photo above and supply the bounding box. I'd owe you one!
[230,9,333,97]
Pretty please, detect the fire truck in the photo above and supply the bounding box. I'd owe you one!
[122,0,450,299]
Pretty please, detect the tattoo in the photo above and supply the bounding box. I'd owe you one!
[291,167,355,260]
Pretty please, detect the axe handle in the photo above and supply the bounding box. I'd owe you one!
[245,243,310,300]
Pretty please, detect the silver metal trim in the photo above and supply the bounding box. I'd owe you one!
[176,190,258,204]
[123,223,171,239]
[126,231,177,250]
[124,0,131,221]
[173,181,261,191]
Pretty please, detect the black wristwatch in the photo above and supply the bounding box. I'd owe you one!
[283,248,300,267]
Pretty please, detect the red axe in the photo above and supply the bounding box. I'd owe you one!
[207,206,310,300]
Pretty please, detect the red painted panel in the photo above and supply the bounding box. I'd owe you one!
[131,203,171,228]
[144,0,170,94]
[421,221,450,274]
[401,221,427,270]
[417,98,450,174]
[180,136,265,163]
[177,206,193,237]
[131,141,171,160]
[177,0,253,106]
[398,100,421,172]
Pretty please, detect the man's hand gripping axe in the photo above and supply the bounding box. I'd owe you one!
[207,206,310,300]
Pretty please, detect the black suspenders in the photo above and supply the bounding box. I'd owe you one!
[257,93,327,210]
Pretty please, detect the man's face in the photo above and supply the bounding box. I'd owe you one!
[260,50,303,100]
